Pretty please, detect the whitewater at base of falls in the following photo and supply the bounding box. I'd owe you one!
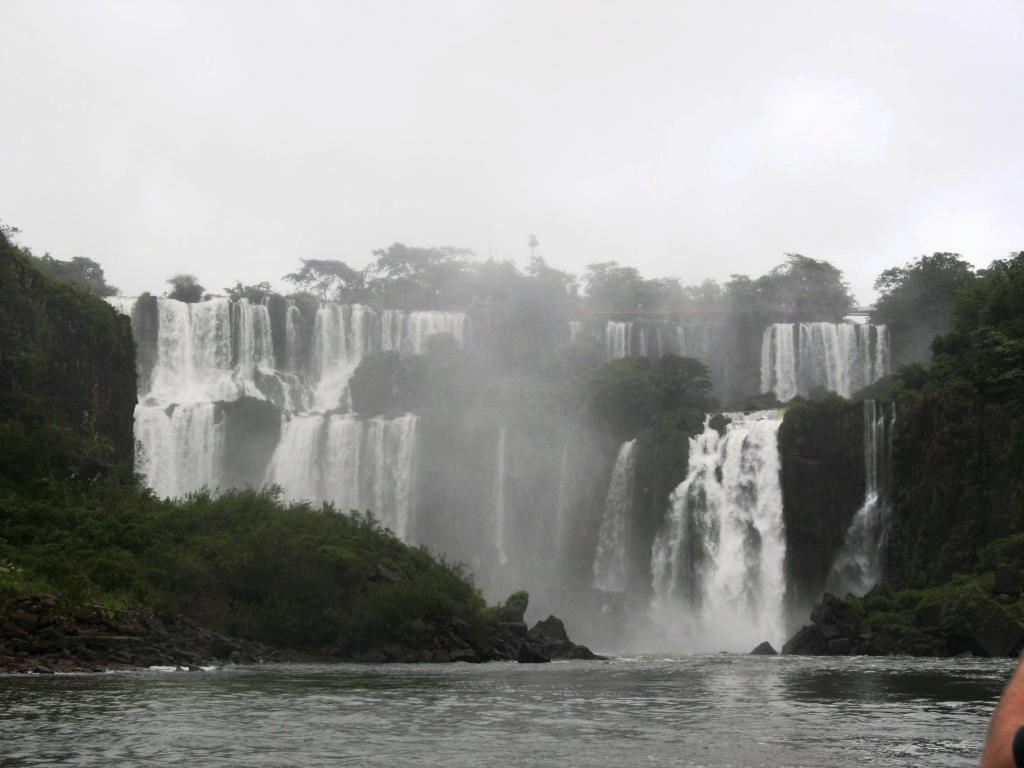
[827,400,896,596]
[649,410,786,652]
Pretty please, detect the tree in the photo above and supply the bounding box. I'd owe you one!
[167,274,205,303]
[366,243,473,308]
[33,255,118,298]
[872,253,976,366]
[224,281,275,303]
[528,234,539,258]
[283,259,364,301]
[582,262,645,312]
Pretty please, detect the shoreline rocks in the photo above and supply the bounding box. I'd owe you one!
[1,591,604,674]
[782,588,1024,658]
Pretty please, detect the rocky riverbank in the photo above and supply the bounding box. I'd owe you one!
[0,592,601,673]
[783,578,1024,658]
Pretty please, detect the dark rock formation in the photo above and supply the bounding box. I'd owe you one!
[778,400,865,621]
[783,588,1024,658]
[0,593,289,673]
[517,643,550,663]
[352,594,603,665]
[750,641,777,655]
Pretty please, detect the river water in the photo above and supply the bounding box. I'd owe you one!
[0,655,1011,767]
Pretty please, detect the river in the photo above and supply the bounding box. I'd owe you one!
[0,655,1010,767]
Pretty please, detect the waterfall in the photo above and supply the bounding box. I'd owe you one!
[267,412,419,536]
[593,439,637,593]
[134,403,224,498]
[382,310,469,354]
[233,299,275,397]
[310,303,374,411]
[554,441,572,555]
[605,322,632,359]
[493,425,509,566]
[760,322,889,400]
[826,400,896,596]
[117,296,427,538]
[569,320,584,343]
[650,411,786,651]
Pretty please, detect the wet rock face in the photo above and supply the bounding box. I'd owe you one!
[778,401,866,621]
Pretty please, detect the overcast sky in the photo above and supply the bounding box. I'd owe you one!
[2,1,1022,303]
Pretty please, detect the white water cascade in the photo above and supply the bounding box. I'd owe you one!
[650,411,786,652]
[106,296,464,540]
[493,425,509,566]
[134,402,225,499]
[267,413,420,538]
[827,400,896,596]
[593,439,638,593]
[760,322,889,401]
[381,310,469,354]
[604,322,633,359]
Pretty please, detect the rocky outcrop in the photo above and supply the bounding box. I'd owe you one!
[778,399,865,621]
[348,594,603,665]
[783,586,1024,658]
[0,593,291,673]
[750,641,778,655]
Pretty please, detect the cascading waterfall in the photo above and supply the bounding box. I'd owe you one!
[593,439,637,593]
[604,321,632,359]
[382,310,469,354]
[826,400,896,596]
[107,296,460,542]
[134,402,224,499]
[760,322,889,400]
[493,425,509,566]
[650,411,786,651]
[267,412,419,536]
[310,303,374,411]
[233,299,276,398]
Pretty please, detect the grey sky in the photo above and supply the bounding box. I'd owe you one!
[2,1,1022,303]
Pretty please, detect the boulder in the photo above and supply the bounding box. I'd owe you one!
[993,567,1024,597]
[750,641,778,656]
[827,638,852,655]
[517,643,550,664]
[498,591,530,624]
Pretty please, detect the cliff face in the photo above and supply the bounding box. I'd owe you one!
[0,238,136,468]
[887,392,1022,588]
[778,399,865,622]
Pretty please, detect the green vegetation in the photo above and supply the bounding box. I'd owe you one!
[166,273,205,303]
[872,252,976,366]
[824,550,1024,657]
[0,480,488,650]
[882,251,1024,586]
